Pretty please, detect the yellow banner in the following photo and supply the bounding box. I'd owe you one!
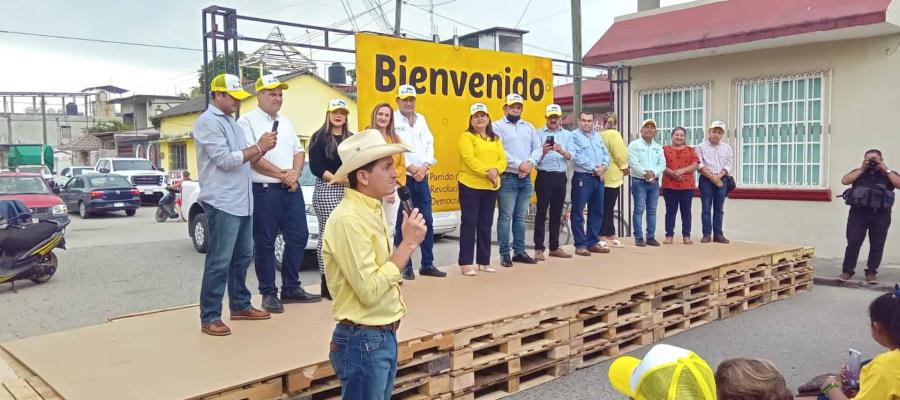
[355,33,554,212]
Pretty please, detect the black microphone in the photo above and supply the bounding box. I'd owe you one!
[397,186,415,216]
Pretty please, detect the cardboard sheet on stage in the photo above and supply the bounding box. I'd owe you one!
[2,241,805,400]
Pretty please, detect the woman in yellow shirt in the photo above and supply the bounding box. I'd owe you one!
[821,285,900,399]
[599,113,630,248]
[457,103,506,276]
[369,102,407,237]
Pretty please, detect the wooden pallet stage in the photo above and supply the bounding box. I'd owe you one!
[0,241,814,400]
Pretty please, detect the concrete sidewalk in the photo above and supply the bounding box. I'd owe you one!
[812,257,899,293]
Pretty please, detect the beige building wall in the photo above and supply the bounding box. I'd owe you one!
[626,33,900,262]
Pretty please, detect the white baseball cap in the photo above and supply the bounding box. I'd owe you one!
[470,103,489,116]
[545,104,562,117]
[327,99,349,113]
[397,84,417,99]
[709,120,727,131]
[505,93,524,106]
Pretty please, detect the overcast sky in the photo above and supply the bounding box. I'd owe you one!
[0,0,690,96]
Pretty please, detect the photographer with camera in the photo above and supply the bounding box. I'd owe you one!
[838,149,900,284]
[534,104,573,260]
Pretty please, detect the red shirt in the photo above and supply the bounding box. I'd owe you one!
[662,145,700,190]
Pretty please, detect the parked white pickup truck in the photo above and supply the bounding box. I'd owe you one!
[94,158,167,203]
[181,163,459,270]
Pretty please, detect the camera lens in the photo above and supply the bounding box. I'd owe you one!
[867,160,878,167]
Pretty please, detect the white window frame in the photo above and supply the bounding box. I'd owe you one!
[637,83,709,146]
[735,71,829,189]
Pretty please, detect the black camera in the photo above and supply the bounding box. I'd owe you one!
[867,159,879,168]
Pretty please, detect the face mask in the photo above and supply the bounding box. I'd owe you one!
[506,115,521,124]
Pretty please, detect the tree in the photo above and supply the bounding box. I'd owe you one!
[347,69,357,85]
[187,51,262,98]
[84,120,134,134]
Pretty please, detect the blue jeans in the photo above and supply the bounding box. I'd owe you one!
[497,173,533,256]
[663,188,693,238]
[699,176,728,236]
[252,184,309,296]
[394,177,434,272]
[570,172,604,248]
[329,324,398,400]
[199,203,253,324]
[631,178,660,240]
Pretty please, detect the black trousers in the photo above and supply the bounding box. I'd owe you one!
[600,186,621,237]
[841,209,891,274]
[534,170,567,251]
[458,183,498,266]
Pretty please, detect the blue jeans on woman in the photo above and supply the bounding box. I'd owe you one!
[631,177,660,240]
[497,173,533,257]
[663,188,693,238]
[329,324,398,400]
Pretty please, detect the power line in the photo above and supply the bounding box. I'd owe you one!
[0,29,201,52]
[514,0,533,28]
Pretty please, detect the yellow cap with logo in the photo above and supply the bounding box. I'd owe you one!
[327,99,350,113]
[210,73,251,101]
[255,74,289,92]
[608,344,716,400]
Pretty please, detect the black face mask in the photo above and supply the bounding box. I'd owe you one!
[506,115,521,124]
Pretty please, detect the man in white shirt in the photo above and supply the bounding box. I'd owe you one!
[393,84,447,280]
[238,74,321,313]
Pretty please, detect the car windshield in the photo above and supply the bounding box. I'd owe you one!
[0,176,50,195]
[17,166,49,175]
[112,160,155,171]
[72,167,93,176]
[88,175,133,188]
[300,164,315,186]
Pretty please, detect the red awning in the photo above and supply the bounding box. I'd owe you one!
[553,76,612,106]
[584,0,894,65]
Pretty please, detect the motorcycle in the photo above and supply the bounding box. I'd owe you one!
[0,200,68,292]
[156,187,180,222]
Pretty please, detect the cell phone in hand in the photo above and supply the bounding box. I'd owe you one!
[271,120,279,133]
[846,349,862,389]
[546,135,555,146]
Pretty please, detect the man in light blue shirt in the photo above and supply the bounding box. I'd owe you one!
[194,73,277,336]
[569,112,611,256]
[493,93,542,267]
[627,119,667,247]
[534,104,573,260]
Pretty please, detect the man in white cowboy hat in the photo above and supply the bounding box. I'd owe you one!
[194,73,277,336]
[238,74,320,315]
[393,84,446,279]
[322,129,427,399]
[493,93,542,267]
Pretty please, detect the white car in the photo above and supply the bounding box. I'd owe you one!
[54,165,96,187]
[94,157,168,202]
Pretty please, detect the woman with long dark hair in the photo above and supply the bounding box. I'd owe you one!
[456,103,506,276]
[369,103,406,237]
[309,99,353,300]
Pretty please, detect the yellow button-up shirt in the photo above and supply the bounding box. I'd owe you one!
[601,129,630,188]
[323,189,406,325]
[457,131,507,191]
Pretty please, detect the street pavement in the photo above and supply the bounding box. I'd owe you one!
[1,206,897,399]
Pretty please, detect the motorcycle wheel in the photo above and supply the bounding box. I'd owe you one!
[155,207,168,222]
[31,252,58,284]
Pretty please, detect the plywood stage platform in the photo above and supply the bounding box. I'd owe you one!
[0,241,815,400]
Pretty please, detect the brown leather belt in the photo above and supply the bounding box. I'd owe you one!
[339,319,401,332]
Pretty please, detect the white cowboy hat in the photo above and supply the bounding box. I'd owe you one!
[331,129,412,183]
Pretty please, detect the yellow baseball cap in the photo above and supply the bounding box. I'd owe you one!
[470,103,489,116]
[641,118,657,128]
[255,74,289,92]
[506,93,524,106]
[210,73,251,100]
[327,99,350,113]
[608,344,716,400]
[545,104,562,117]
[397,84,417,99]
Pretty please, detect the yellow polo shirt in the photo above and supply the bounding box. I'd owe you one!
[601,129,629,188]
[323,189,406,325]
[457,131,507,191]
[854,349,900,399]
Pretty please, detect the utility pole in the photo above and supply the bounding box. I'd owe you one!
[41,95,48,146]
[571,0,583,119]
[394,0,402,36]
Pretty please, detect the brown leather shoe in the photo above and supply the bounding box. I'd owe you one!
[588,244,610,254]
[701,235,712,243]
[534,250,545,261]
[713,235,731,244]
[683,237,693,245]
[865,271,878,285]
[836,272,854,282]
[230,307,271,321]
[548,249,572,258]
[575,247,591,256]
[663,237,673,245]
[201,320,231,336]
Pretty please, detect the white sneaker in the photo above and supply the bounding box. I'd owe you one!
[610,238,624,248]
[598,240,610,249]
